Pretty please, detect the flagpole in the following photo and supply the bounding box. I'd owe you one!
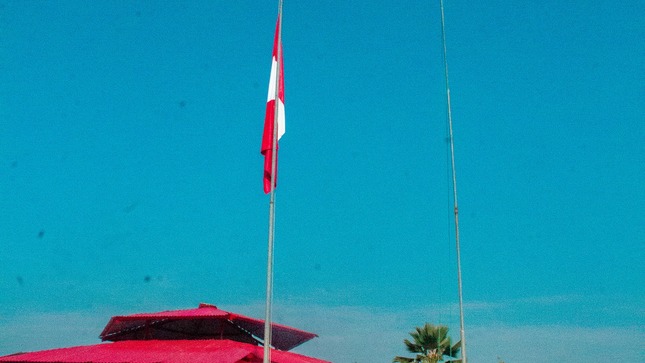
[264,1,283,363]
[439,0,467,362]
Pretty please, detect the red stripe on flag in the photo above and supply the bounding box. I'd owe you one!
[262,99,278,193]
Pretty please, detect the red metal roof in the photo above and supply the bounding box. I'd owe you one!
[0,339,330,363]
[99,303,317,351]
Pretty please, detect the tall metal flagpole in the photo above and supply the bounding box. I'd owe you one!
[439,0,467,362]
[264,1,283,363]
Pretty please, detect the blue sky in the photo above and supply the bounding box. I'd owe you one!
[0,1,643,362]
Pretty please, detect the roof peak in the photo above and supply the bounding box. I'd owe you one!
[99,303,317,351]
[198,303,217,309]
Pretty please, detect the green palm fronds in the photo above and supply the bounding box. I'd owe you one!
[393,323,461,363]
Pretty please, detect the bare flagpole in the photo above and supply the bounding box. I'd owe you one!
[264,1,283,362]
[439,0,467,362]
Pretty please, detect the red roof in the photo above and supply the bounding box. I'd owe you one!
[0,339,330,363]
[99,303,317,351]
[0,304,328,363]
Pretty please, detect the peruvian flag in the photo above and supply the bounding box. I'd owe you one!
[261,16,285,194]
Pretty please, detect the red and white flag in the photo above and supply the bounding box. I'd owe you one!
[261,17,285,194]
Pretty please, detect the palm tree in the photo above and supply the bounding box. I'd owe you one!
[393,323,461,363]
